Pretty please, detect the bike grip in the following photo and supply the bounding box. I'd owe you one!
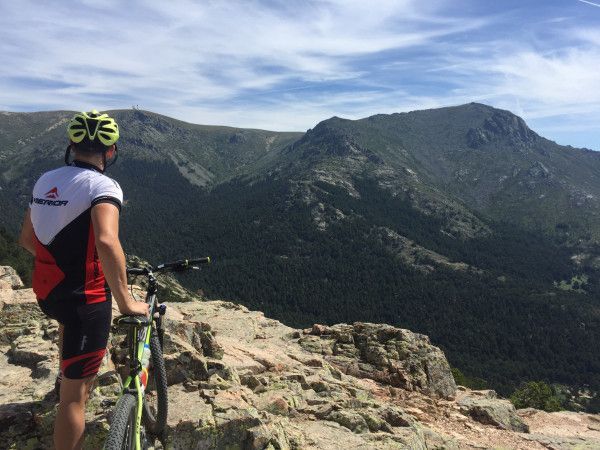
[188,257,211,265]
[127,267,147,275]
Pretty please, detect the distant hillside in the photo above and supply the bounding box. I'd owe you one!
[1,104,599,397]
[0,228,31,285]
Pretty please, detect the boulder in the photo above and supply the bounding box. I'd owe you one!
[458,394,529,432]
[326,410,370,433]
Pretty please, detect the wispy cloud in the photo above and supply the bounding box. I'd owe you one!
[0,0,599,149]
[577,0,600,8]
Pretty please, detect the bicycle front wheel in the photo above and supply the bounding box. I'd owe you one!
[142,332,168,435]
[105,393,138,450]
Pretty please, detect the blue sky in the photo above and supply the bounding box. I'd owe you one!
[1,0,599,149]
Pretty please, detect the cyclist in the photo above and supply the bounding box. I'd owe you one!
[18,110,149,450]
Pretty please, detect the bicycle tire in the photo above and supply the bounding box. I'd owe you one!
[105,393,137,450]
[142,331,168,435]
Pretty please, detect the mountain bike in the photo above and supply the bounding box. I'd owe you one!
[104,257,211,450]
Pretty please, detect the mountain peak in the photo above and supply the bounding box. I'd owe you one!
[466,107,538,149]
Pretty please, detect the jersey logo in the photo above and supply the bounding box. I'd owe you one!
[45,187,59,199]
[34,186,67,206]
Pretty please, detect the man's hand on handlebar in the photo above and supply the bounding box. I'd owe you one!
[119,297,150,317]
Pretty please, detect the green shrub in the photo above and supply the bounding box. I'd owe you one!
[510,381,563,412]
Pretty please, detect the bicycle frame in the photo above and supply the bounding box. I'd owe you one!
[120,271,163,450]
[110,257,208,449]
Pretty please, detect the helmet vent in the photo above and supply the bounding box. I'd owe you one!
[85,118,100,140]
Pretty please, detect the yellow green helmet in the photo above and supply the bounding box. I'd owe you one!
[67,109,119,146]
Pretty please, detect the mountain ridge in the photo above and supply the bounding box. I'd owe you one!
[285,103,600,241]
[1,103,599,399]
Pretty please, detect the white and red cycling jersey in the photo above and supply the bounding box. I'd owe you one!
[30,160,123,304]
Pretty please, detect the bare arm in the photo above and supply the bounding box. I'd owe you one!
[19,209,36,256]
[91,203,148,316]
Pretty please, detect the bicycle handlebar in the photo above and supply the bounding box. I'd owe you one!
[156,257,211,270]
[127,257,211,275]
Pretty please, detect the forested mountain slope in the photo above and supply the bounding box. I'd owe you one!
[1,104,599,398]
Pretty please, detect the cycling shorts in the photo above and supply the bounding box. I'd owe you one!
[38,296,112,379]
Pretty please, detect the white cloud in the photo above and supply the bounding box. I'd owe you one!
[0,0,599,148]
[0,1,485,105]
[489,50,600,107]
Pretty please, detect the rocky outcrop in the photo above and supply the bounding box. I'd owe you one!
[1,267,600,449]
[368,226,479,273]
[457,389,528,432]
[299,322,456,398]
[0,266,24,290]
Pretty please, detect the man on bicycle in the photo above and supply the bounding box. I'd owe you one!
[19,110,149,450]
